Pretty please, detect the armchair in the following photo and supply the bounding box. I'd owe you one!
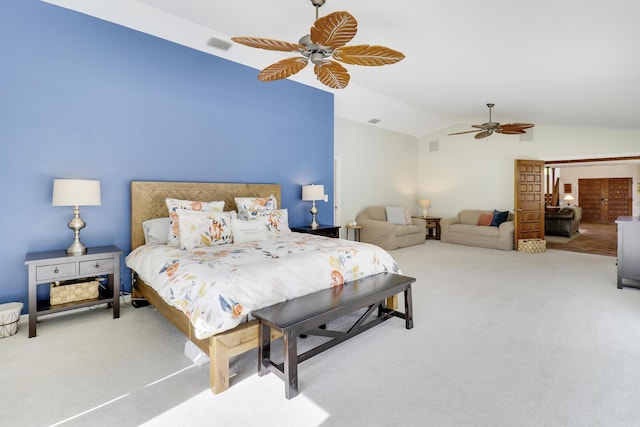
[545,206,582,237]
[356,206,426,251]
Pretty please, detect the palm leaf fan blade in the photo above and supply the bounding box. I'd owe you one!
[475,131,494,139]
[496,129,526,135]
[258,57,309,82]
[310,11,357,48]
[500,123,535,130]
[448,129,483,136]
[314,61,350,89]
[333,45,405,66]
[231,37,304,52]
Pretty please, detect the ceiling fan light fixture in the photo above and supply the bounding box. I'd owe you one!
[310,52,325,65]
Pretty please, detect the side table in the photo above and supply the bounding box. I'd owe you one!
[24,245,122,337]
[345,224,362,241]
[412,216,441,240]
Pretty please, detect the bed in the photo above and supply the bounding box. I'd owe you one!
[127,181,401,394]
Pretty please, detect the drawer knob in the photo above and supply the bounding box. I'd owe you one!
[54,267,59,274]
[94,263,100,269]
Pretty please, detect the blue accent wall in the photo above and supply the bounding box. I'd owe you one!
[0,1,334,311]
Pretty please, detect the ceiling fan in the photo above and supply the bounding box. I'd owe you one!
[448,104,535,139]
[230,0,405,89]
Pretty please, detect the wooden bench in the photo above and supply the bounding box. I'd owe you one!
[251,272,415,399]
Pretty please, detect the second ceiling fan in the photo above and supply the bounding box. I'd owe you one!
[231,0,405,89]
[448,104,534,139]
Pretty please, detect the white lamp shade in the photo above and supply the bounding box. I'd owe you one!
[563,194,575,202]
[419,199,431,209]
[302,184,324,201]
[52,179,101,206]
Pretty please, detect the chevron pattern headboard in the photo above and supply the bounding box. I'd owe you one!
[130,181,281,250]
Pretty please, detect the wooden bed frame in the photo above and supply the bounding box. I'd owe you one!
[130,181,283,394]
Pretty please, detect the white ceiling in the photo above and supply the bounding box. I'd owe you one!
[45,0,640,138]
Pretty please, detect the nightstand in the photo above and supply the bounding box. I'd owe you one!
[412,216,442,240]
[291,225,341,238]
[24,245,122,337]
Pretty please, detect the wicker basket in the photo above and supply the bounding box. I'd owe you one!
[518,238,546,253]
[50,279,99,305]
[0,302,23,338]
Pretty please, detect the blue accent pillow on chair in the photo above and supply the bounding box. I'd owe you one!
[490,210,509,227]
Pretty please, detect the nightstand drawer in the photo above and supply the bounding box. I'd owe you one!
[79,258,114,275]
[36,262,76,281]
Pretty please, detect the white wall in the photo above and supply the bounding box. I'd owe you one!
[334,117,419,236]
[418,125,640,218]
[335,120,640,232]
[557,164,640,216]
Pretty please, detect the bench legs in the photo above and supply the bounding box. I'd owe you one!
[405,283,414,329]
[283,330,299,399]
[258,322,271,377]
[259,325,300,399]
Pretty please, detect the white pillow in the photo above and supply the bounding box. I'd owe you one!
[385,207,406,225]
[176,209,233,250]
[255,208,292,237]
[234,195,277,220]
[230,219,269,244]
[166,198,225,247]
[142,217,170,245]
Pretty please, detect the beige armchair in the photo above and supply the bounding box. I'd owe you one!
[356,206,426,251]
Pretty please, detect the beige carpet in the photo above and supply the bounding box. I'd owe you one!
[3,241,640,427]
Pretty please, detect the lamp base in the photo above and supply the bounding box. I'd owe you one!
[67,240,87,256]
[66,206,88,255]
[310,201,319,229]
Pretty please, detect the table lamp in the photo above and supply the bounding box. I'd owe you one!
[52,179,101,255]
[302,184,324,229]
[563,194,574,206]
[419,199,431,218]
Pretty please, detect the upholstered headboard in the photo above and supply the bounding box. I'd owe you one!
[130,181,281,250]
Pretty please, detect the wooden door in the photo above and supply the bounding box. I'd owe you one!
[514,160,545,249]
[579,178,603,222]
[579,178,632,223]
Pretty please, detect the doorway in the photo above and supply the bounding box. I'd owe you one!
[578,177,632,223]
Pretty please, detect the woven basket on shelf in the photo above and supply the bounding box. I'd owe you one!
[50,279,99,305]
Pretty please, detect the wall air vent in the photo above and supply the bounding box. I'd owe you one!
[519,129,534,142]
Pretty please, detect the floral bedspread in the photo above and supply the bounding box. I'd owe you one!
[126,233,401,339]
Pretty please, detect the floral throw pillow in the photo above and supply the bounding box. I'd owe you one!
[234,195,277,220]
[166,198,225,247]
[176,209,233,250]
[255,208,292,237]
[403,208,413,225]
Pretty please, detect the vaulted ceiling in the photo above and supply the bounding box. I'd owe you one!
[45,0,640,137]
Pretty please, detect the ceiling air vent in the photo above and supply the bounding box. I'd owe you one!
[368,118,381,124]
[207,37,232,51]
